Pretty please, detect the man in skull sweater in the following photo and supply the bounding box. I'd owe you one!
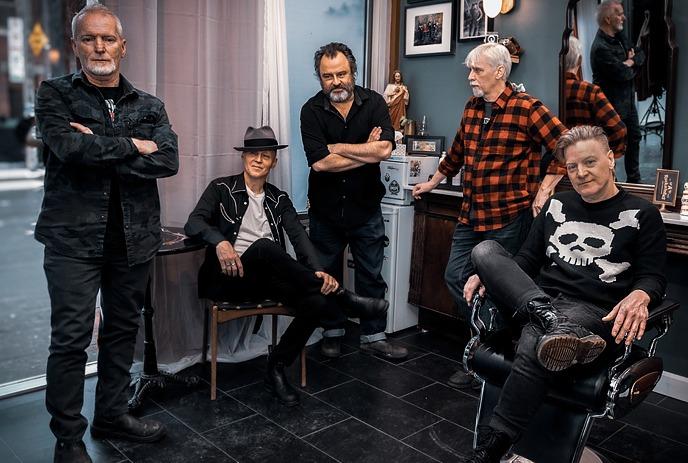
[462,125,666,463]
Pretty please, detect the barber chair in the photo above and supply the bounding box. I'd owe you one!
[463,295,679,463]
[201,299,307,400]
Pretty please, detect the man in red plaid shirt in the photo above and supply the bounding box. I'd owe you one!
[414,43,566,387]
[564,36,626,158]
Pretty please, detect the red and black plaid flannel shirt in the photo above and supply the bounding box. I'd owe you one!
[565,72,626,158]
[439,84,566,231]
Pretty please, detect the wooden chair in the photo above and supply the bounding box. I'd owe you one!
[201,299,307,400]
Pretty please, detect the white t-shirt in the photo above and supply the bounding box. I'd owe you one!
[233,187,274,256]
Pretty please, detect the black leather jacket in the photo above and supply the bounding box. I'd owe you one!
[34,71,179,265]
[185,173,323,295]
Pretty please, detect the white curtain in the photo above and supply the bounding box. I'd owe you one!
[105,0,300,372]
[261,0,291,192]
[369,0,392,95]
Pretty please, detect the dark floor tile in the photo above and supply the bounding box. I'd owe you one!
[598,423,688,463]
[587,417,626,446]
[198,356,266,392]
[399,352,461,386]
[229,383,349,437]
[162,387,254,433]
[306,340,357,363]
[656,396,688,416]
[325,352,433,397]
[284,358,353,394]
[0,383,132,463]
[0,390,55,463]
[643,391,665,405]
[315,380,440,439]
[403,382,479,430]
[204,414,335,462]
[111,411,229,463]
[305,417,435,463]
[620,401,688,444]
[396,331,467,361]
[403,419,475,463]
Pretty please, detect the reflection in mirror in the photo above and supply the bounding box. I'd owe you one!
[559,0,678,187]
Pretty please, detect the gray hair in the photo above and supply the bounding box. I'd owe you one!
[555,125,610,163]
[71,3,124,39]
[465,43,512,80]
[565,36,583,71]
[596,0,622,28]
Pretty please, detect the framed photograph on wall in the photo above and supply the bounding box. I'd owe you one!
[405,1,456,57]
[406,135,445,156]
[459,0,489,41]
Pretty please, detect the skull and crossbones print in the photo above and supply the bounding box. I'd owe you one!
[545,199,639,283]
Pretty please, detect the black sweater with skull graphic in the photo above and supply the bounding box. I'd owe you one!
[514,188,667,310]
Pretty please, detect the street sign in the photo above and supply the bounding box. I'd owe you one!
[28,22,49,57]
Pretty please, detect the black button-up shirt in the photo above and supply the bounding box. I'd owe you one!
[300,86,394,228]
[34,71,179,265]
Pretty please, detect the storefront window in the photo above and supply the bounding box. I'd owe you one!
[0,0,89,395]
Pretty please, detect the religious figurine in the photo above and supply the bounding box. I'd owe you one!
[680,182,688,216]
[384,70,410,131]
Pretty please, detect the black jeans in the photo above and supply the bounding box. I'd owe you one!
[210,239,347,366]
[44,247,151,442]
[470,240,616,441]
[308,208,387,342]
[622,105,642,183]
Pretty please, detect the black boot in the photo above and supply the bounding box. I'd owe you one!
[264,359,300,406]
[466,425,512,463]
[91,413,166,442]
[335,288,389,320]
[54,440,92,463]
[527,301,606,372]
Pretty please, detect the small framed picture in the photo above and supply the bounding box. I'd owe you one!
[459,0,489,41]
[653,169,680,210]
[406,135,445,156]
[405,1,456,57]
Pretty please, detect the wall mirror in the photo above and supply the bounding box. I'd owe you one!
[558,0,678,194]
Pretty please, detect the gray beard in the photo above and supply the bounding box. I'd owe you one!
[328,88,352,103]
[471,87,484,98]
[85,62,116,76]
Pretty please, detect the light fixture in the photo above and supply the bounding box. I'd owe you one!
[483,0,503,19]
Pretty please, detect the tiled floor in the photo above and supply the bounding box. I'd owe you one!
[1,324,687,463]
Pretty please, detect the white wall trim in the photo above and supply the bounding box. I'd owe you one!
[654,371,688,403]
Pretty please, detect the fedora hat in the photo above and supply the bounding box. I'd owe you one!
[234,126,288,151]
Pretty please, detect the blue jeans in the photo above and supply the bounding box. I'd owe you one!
[308,208,387,343]
[444,210,532,313]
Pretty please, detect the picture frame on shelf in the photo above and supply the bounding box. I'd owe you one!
[653,169,680,211]
[406,135,445,156]
[459,0,489,41]
[405,1,456,57]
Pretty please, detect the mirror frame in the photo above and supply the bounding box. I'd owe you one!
[558,0,679,199]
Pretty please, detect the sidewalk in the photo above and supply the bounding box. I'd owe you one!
[0,165,44,192]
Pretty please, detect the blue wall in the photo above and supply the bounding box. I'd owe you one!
[285,0,366,212]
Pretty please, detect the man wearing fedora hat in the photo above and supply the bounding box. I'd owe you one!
[185,125,389,406]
